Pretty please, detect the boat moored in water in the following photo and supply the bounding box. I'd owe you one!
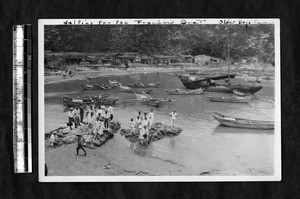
[206,95,254,103]
[166,88,204,95]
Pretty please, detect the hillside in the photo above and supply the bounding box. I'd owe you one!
[44,24,274,63]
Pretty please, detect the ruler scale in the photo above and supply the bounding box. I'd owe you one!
[13,25,32,173]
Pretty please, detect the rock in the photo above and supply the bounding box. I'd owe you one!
[62,134,78,144]
[120,122,182,146]
[82,134,93,143]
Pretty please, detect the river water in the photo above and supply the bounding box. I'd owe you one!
[45,72,275,175]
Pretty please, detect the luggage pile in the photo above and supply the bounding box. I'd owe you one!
[46,121,121,149]
[119,122,182,147]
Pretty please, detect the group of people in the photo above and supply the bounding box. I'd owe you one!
[130,110,155,140]
[129,109,179,140]
[67,104,114,136]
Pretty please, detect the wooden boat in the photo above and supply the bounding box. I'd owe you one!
[77,94,110,101]
[118,85,153,94]
[126,82,160,88]
[233,90,251,97]
[166,88,204,95]
[206,95,254,103]
[178,74,236,90]
[62,95,119,106]
[212,112,274,129]
[109,79,122,88]
[81,84,111,90]
[135,93,161,107]
[205,85,262,94]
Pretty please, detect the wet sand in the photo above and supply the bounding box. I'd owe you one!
[45,64,275,176]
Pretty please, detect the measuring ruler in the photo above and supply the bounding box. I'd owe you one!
[13,25,32,173]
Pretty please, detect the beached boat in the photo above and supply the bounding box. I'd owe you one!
[81,84,111,90]
[118,85,153,94]
[135,93,161,107]
[178,74,236,90]
[126,82,160,88]
[206,95,254,103]
[109,79,123,88]
[204,85,262,94]
[212,112,274,129]
[233,90,252,96]
[166,88,204,95]
[62,95,119,106]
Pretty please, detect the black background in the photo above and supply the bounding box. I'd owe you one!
[0,0,299,198]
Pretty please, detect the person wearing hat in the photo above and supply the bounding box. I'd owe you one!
[76,134,87,156]
[169,109,178,128]
[68,108,75,130]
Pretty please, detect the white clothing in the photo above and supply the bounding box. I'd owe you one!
[103,112,110,119]
[68,111,74,118]
[108,106,114,115]
[148,112,154,125]
[170,112,178,120]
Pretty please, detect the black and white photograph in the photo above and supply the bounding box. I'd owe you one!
[38,19,280,182]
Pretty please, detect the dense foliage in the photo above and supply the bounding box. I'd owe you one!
[45,24,274,62]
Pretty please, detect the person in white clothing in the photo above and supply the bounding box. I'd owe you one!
[49,132,58,146]
[68,108,75,130]
[169,109,178,128]
[130,118,135,133]
[108,105,114,120]
[103,110,110,129]
[135,116,142,134]
[143,113,149,129]
[148,109,154,127]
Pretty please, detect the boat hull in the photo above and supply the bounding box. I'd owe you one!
[127,82,160,88]
[206,96,253,103]
[213,113,274,130]
[166,88,203,95]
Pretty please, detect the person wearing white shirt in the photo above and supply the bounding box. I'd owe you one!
[50,132,58,146]
[135,116,142,134]
[130,118,135,133]
[103,110,110,129]
[68,107,75,130]
[169,109,178,128]
[148,109,154,127]
[108,105,114,120]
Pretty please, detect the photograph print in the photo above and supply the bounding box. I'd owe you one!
[39,19,280,182]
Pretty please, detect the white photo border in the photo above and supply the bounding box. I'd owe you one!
[38,18,281,182]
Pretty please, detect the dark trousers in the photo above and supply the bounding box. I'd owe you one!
[104,119,109,129]
[80,113,84,123]
[76,145,86,155]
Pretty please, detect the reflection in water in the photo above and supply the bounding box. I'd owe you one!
[213,125,274,135]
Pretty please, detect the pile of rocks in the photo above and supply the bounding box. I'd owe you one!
[46,121,121,149]
[119,122,182,146]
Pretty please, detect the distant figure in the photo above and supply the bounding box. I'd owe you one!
[93,117,101,140]
[79,105,84,123]
[169,109,178,128]
[148,109,154,127]
[76,135,87,156]
[138,111,142,119]
[74,107,81,128]
[135,115,142,129]
[143,113,149,130]
[45,164,48,176]
[103,110,110,130]
[130,118,135,133]
[68,107,75,130]
[108,105,114,120]
[49,132,58,146]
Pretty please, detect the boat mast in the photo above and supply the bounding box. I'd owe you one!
[227,25,230,86]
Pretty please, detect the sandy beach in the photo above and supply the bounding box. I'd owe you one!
[45,63,275,177]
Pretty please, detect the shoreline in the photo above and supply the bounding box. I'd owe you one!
[44,64,275,85]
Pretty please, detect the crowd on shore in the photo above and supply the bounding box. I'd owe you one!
[129,109,179,140]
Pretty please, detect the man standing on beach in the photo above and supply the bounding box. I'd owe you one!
[148,109,154,127]
[108,105,114,120]
[76,135,87,156]
[68,107,75,130]
[103,110,110,130]
[169,109,178,128]
[79,105,84,123]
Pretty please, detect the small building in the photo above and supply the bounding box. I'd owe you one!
[139,55,153,64]
[44,55,63,69]
[64,55,86,64]
[115,52,140,63]
[180,55,194,63]
[153,55,181,65]
[194,55,213,66]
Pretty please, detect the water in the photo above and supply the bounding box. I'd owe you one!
[45,73,275,175]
